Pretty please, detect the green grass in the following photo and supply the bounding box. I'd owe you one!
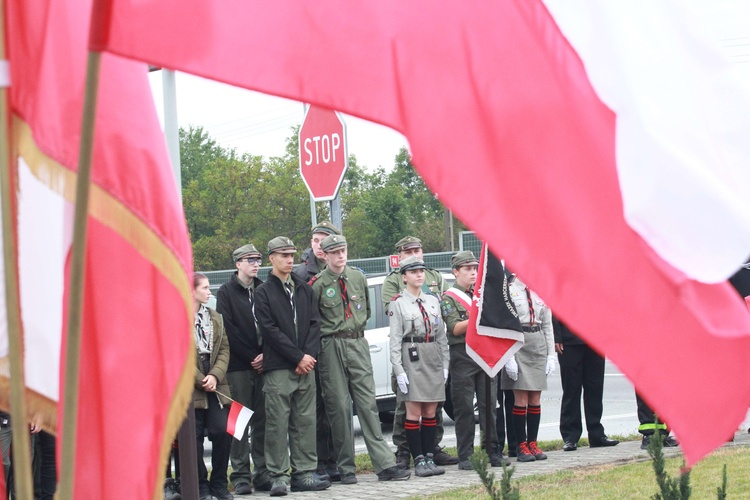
[409,446,750,499]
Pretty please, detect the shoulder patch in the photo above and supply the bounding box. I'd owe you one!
[308,275,319,286]
[440,299,453,316]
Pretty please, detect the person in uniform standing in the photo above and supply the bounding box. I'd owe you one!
[254,237,330,496]
[293,220,341,482]
[554,317,619,451]
[381,236,457,469]
[311,235,411,484]
[441,250,509,469]
[192,273,234,500]
[500,274,556,462]
[217,243,270,494]
[636,394,679,449]
[389,257,450,477]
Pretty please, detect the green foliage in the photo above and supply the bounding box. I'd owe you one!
[648,425,691,500]
[468,449,521,500]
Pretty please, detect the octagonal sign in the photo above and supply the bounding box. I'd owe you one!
[299,105,348,201]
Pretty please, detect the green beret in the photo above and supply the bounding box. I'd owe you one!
[321,234,347,253]
[451,250,479,269]
[232,243,262,262]
[267,236,297,255]
[395,236,422,252]
[311,220,341,236]
[399,256,427,274]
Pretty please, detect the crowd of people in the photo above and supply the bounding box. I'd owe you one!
[2,222,694,500]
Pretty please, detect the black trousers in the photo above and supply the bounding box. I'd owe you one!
[558,343,605,443]
[495,382,516,452]
[636,393,669,436]
[195,394,231,492]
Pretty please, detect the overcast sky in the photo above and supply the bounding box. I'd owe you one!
[148,1,750,172]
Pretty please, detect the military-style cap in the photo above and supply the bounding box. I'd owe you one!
[321,234,347,253]
[267,236,297,255]
[451,250,479,269]
[399,256,427,274]
[395,236,422,252]
[232,243,262,263]
[311,220,341,236]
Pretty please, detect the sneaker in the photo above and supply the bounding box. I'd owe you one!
[253,480,272,492]
[269,479,288,497]
[432,446,459,465]
[326,465,342,482]
[490,446,511,467]
[507,447,518,458]
[663,435,679,447]
[313,469,330,482]
[424,453,445,476]
[233,482,253,495]
[516,442,536,462]
[377,465,411,481]
[395,449,411,469]
[164,478,181,500]
[199,486,212,500]
[290,474,331,492]
[528,441,547,460]
[414,455,434,477]
[340,472,358,485]
[640,435,651,450]
[458,459,474,470]
[210,486,234,500]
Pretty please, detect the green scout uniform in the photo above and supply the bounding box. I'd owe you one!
[381,248,449,457]
[441,283,499,461]
[313,264,397,474]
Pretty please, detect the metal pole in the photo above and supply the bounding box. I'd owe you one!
[330,195,342,231]
[484,373,493,456]
[162,70,182,194]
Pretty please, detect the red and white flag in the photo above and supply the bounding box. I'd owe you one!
[464,244,523,377]
[227,401,253,440]
[4,0,195,497]
[91,0,750,464]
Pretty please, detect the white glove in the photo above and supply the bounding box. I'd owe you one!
[443,368,449,382]
[545,355,556,376]
[505,357,518,381]
[397,373,410,394]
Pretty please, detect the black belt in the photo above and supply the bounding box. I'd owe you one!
[522,325,541,333]
[330,330,364,339]
[402,336,434,343]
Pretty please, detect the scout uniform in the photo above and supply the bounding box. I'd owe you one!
[440,251,504,466]
[312,235,409,482]
[380,236,455,467]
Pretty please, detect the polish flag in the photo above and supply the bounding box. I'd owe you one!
[227,401,253,440]
[92,0,750,464]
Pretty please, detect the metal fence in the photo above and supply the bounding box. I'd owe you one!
[202,231,482,291]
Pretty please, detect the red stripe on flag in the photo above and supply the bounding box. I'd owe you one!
[227,401,253,440]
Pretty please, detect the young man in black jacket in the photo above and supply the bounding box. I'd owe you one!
[255,237,330,496]
[216,243,269,494]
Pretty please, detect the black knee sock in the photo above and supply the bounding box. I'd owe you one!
[405,419,422,459]
[527,405,541,443]
[512,405,527,445]
[421,417,437,456]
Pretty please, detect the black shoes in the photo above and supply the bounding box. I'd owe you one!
[563,441,577,452]
[290,474,331,492]
[641,434,679,450]
[340,472,358,485]
[164,478,181,500]
[211,487,234,500]
[269,480,287,497]
[233,481,253,495]
[395,450,412,469]
[432,446,459,465]
[377,465,411,481]
[528,441,547,460]
[490,447,511,467]
[590,436,620,448]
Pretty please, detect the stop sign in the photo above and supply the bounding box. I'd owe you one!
[298,105,348,201]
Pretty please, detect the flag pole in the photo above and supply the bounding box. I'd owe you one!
[58,50,102,500]
[0,0,34,498]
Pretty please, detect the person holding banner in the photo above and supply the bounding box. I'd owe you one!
[192,273,234,500]
[500,274,555,463]
[389,257,450,477]
[441,251,508,469]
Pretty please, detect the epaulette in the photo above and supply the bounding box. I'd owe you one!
[387,269,399,276]
[391,293,402,301]
[308,275,320,286]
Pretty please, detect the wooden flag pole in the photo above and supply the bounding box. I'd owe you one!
[58,50,101,500]
[0,0,35,497]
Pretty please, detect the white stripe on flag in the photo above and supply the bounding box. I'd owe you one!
[226,400,253,440]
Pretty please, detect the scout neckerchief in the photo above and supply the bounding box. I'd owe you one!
[416,296,433,342]
[338,275,353,319]
[194,304,213,353]
[524,287,536,326]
